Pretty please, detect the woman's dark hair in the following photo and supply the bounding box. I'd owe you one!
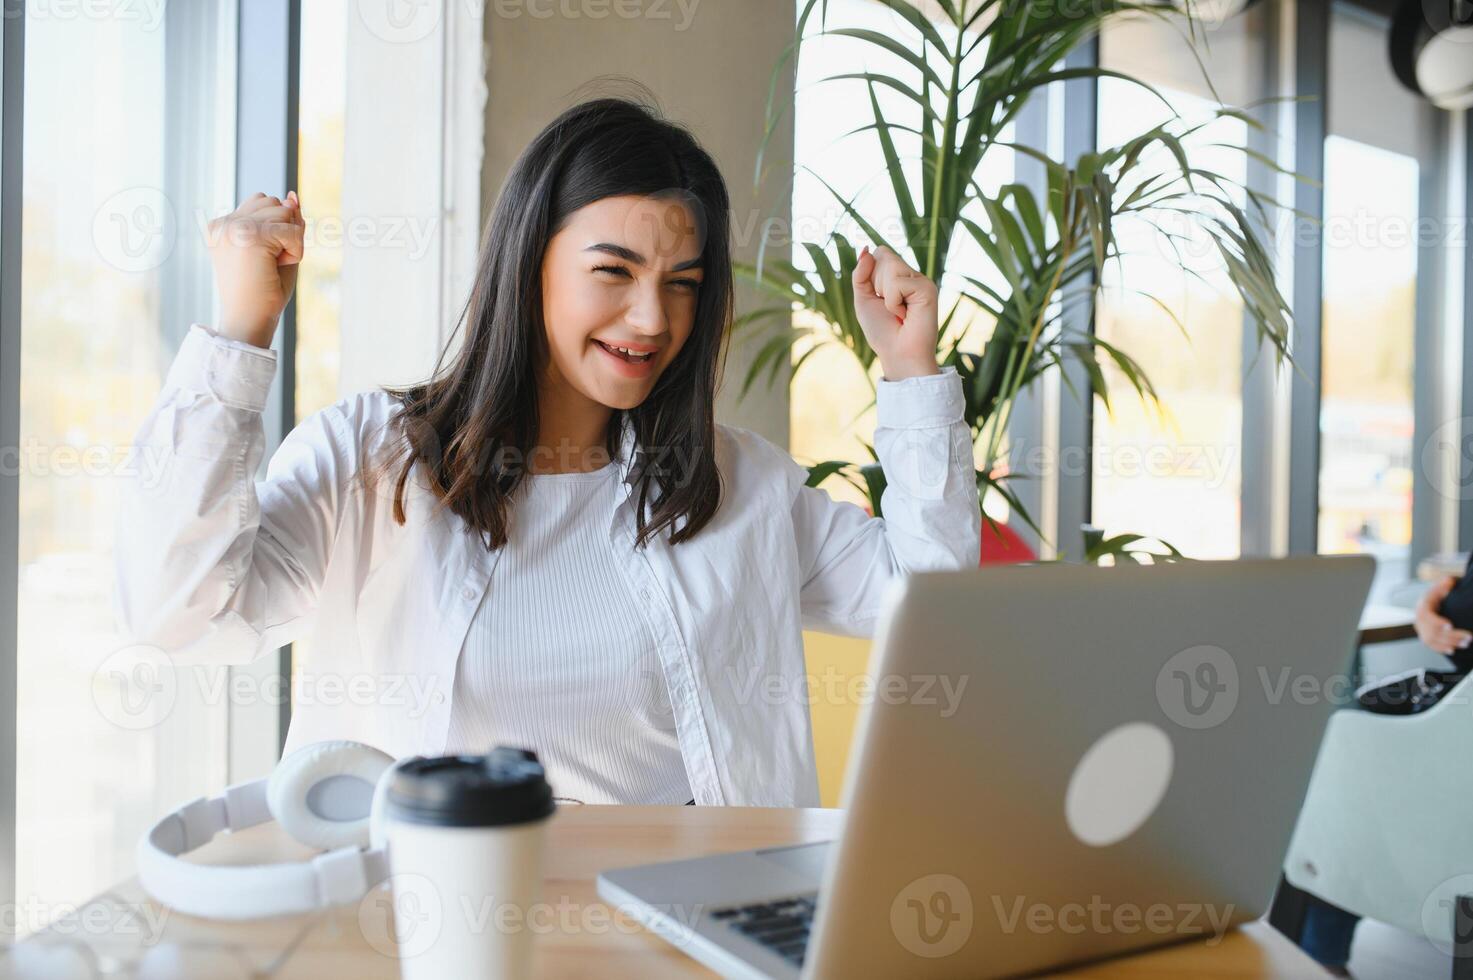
[372,95,732,551]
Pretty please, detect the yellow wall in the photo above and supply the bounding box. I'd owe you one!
[801,630,874,807]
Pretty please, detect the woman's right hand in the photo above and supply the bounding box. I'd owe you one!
[1414,574,1472,656]
[205,191,306,349]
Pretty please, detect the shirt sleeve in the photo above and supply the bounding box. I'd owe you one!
[787,364,980,637]
[113,323,356,666]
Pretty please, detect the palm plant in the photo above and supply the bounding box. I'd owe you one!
[737,0,1294,561]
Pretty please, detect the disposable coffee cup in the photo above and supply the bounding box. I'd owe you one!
[383,747,556,979]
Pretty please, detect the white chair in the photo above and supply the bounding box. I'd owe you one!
[1271,671,1473,978]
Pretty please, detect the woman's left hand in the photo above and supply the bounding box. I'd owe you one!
[1414,575,1472,655]
[851,244,940,381]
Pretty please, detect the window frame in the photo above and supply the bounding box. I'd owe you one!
[0,0,25,931]
[229,0,302,782]
[1006,0,1471,570]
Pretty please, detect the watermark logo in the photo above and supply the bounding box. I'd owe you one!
[356,0,443,43]
[891,427,952,499]
[1156,644,1238,729]
[93,186,176,273]
[618,189,708,267]
[24,0,165,31]
[1422,416,1473,501]
[361,875,443,960]
[626,649,679,732]
[1146,207,1229,278]
[722,662,970,716]
[991,895,1236,944]
[89,648,446,732]
[92,643,176,731]
[890,873,973,959]
[1420,874,1473,958]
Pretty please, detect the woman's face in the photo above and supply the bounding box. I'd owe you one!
[540,194,706,412]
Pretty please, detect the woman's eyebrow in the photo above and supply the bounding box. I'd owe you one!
[584,242,704,272]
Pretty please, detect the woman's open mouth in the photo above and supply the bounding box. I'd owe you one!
[592,338,658,378]
[593,339,655,363]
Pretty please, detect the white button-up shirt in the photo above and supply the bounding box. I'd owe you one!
[114,324,981,806]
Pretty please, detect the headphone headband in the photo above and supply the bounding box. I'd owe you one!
[136,743,404,920]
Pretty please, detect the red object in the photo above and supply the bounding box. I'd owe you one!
[860,503,1035,566]
[979,521,1037,565]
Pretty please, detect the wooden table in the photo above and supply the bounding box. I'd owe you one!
[12,806,1328,978]
[1358,603,1418,646]
[1417,551,1467,582]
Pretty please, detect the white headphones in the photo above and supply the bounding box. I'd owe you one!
[137,740,419,920]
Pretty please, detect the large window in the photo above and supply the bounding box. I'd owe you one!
[1090,13,1264,559]
[1317,3,1436,601]
[788,0,1011,509]
[296,0,347,420]
[1318,135,1418,591]
[16,4,235,925]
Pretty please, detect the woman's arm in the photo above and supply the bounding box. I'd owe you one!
[789,366,980,636]
[787,244,980,636]
[112,191,340,665]
[113,326,355,664]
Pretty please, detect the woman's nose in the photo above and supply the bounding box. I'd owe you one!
[624,285,668,336]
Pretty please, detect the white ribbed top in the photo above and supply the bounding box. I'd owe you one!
[444,460,692,805]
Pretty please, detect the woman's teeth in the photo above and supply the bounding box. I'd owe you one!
[596,340,653,362]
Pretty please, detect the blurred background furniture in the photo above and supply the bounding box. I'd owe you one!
[1271,673,1473,979]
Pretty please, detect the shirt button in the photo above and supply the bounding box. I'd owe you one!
[461,586,477,600]
[639,588,650,602]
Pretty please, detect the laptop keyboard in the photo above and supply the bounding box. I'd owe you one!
[709,893,817,968]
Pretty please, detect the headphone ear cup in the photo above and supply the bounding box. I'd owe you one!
[267,740,394,851]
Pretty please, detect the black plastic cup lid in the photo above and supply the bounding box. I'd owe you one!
[386,746,556,827]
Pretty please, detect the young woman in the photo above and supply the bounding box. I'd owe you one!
[115,97,980,807]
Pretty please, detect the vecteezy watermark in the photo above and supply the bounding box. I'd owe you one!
[355,434,710,515]
[93,187,177,274]
[91,643,447,731]
[1155,645,1238,730]
[1421,416,1473,502]
[199,208,438,264]
[361,874,443,960]
[1420,874,1473,959]
[354,0,446,43]
[0,439,171,489]
[1153,644,1405,730]
[1004,441,1240,489]
[490,0,703,31]
[891,874,974,959]
[20,0,165,30]
[620,188,708,265]
[92,187,440,274]
[722,663,971,717]
[888,427,953,499]
[0,895,171,947]
[353,0,703,43]
[92,644,178,732]
[359,877,704,960]
[625,648,679,732]
[990,895,1237,946]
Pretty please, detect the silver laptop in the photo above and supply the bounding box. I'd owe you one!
[597,556,1374,979]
